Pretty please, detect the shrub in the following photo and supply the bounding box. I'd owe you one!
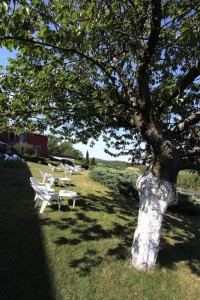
[89,167,140,199]
[81,163,89,170]
[3,159,27,169]
[177,171,200,192]
[90,167,200,215]
[168,192,200,216]
[14,143,34,156]
[23,155,46,164]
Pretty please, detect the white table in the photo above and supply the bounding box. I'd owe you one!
[59,177,71,186]
[59,190,78,207]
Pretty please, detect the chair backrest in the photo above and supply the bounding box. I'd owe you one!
[48,173,54,179]
[31,184,44,196]
[39,170,45,176]
[30,177,39,186]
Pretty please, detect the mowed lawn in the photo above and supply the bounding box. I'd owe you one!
[0,161,200,300]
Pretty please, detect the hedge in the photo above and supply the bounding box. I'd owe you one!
[89,167,200,215]
[89,167,140,199]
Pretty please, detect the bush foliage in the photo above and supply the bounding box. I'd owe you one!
[23,155,46,164]
[2,159,27,169]
[168,193,200,216]
[14,143,35,156]
[90,167,200,216]
[177,171,200,192]
[89,167,140,199]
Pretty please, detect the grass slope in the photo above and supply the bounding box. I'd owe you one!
[0,161,200,300]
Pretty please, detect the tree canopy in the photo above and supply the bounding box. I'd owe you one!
[0,0,199,177]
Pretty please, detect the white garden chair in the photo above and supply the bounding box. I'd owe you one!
[48,163,62,172]
[30,184,61,213]
[39,170,49,183]
[30,177,55,194]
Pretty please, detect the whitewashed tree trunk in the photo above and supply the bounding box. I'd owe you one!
[131,171,178,271]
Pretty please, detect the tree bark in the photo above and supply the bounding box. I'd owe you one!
[131,171,178,271]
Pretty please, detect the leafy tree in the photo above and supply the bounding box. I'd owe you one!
[48,135,83,159]
[0,0,199,271]
[61,141,83,159]
[47,135,62,155]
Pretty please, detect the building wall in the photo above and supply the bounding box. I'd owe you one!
[26,133,48,157]
[0,131,48,157]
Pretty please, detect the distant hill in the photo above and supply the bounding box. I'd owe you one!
[96,158,129,164]
[95,158,146,172]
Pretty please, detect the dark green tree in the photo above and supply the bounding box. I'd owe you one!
[85,150,90,165]
[91,157,96,166]
[0,0,199,271]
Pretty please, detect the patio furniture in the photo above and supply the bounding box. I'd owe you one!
[48,163,62,172]
[59,177,71,186]
[59,190,78,208]
[46,173,61,187]
[30,177,55,193]
[31,184,61,213]
[39,170,49,183]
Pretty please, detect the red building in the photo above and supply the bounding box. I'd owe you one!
[0,131,48,157]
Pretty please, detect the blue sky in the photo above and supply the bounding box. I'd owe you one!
[74,136,131,162]
[0,47,131,162]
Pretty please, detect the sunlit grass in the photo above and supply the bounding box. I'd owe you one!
[0,161,200,299]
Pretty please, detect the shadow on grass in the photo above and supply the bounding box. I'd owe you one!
[42,189,200,277]
[0,162,56,299]
[40,191,138,276]
[158,212,200,275]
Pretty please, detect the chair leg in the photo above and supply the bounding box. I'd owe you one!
[72,197,76,208]
[58,198,61,210]
[40,200,50,213]
[34,198,39,208]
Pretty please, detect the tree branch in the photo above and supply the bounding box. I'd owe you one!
[138,0,162,74]
[167,61,200,102]
[0,35,116,84]
[175,111,200,132]
[137,0,162,104]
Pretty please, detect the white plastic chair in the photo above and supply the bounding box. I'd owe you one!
[48,163,62,172]
[30,177,55,193]
[30,184,61,213]
[39,170,49,183]
[45,173,60,187]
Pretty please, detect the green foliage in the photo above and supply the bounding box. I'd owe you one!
[168,193,200,216]
[14,142,34,156]
[24,155,46,164]
[85,150,89,165]
[81,163,89,170]
[2,158,27,168]
[96,159,131,170]
[91,157,96,166]
[47,135,62,154]
[90,167,200,216]
[48,135,83,160]
[177,171,200,192]
[0,0,199,173]
[89,167,140,199]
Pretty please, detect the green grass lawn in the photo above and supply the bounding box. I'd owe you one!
[0,161,200,300]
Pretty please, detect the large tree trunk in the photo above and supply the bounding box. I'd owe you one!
[131,171,178,271]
